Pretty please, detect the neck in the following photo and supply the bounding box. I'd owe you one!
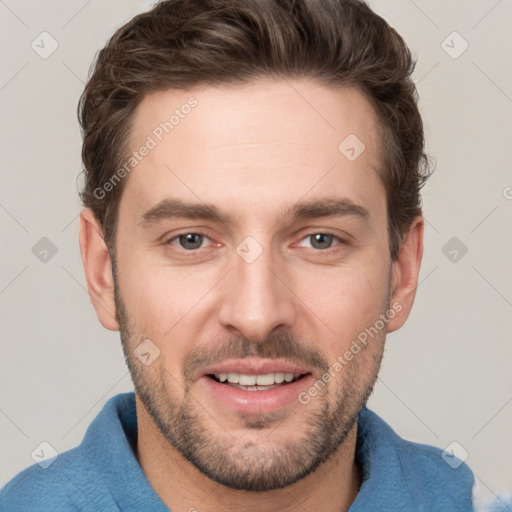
[135,395,362,512]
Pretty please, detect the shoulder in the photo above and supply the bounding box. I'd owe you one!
[0,393,136,512]
[358,407,475,511]
[398,435,474,489]
[0,446,108,511]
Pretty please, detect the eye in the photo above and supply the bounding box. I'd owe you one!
[165,231,346,254]
[167,232,212,251]
[297,233,344,251]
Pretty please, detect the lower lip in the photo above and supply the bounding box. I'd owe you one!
[199,374,315,414]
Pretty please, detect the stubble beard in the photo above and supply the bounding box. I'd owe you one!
[112,263,388,492]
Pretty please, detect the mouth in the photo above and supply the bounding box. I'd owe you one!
[207,372,310,391]
[197,358,316,414]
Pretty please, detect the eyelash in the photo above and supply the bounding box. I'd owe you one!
[165,231,347,255]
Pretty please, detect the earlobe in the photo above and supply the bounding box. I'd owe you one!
[386,217,424,333]
[79,208,119,331]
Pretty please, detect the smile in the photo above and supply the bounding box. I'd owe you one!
[209,372,308,391]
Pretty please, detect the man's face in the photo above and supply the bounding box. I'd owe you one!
[113,79,394,491]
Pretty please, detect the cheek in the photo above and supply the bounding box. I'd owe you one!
[117,268,198,395]
[294,262,389,350]
[117,261,219,376]
[119,259,209,332]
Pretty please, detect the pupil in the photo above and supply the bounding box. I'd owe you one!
[180,233,203,250]
[311,233,332,249]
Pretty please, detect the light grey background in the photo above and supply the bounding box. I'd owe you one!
[1,0,511,506]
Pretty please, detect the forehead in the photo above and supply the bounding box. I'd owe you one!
[121,78,386,226]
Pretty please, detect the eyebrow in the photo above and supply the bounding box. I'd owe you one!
[138,197,370,227]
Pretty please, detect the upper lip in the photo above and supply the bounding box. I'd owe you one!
[197,358,311,379]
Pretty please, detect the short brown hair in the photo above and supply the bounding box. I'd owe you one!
[78,0,432,260]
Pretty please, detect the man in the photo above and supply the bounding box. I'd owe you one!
[0,0,475,510]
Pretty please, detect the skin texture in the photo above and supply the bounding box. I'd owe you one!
[80,78,424,512]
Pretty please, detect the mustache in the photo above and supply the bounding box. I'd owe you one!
[183,329,330,381]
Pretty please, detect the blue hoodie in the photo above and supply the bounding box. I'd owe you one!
[0,392,475,511]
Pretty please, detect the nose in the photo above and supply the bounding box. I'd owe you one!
[217,240,296,343]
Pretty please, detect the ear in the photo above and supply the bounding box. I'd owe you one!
[386,216,424,333]
[79,208,119,331]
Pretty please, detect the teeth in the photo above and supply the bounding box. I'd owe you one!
[233,384,280,391]
[256,374,275,386]
[214,372,301,385]
[239,374,256,385]
[227,373,239,384]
